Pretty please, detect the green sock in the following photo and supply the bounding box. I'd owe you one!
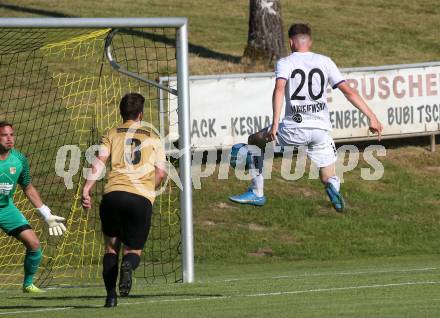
[23,248,42,287]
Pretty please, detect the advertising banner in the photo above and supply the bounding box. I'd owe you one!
[167,62,440,149]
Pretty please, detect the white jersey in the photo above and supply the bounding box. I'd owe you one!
[275,52,345,130]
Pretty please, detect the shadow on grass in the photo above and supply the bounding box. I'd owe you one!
[0,3,75,18]
[29,292,224,300]
[120,29,241,64]
[2,293,225,310]
[0,304,97,310]
[0,3,242,64]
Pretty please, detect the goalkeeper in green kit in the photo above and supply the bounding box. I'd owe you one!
[0,121,66,293]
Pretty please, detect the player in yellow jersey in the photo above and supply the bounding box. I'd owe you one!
[0,121,66,293]
[81,93,167,307]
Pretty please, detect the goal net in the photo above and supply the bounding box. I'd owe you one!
[0,18,191,288]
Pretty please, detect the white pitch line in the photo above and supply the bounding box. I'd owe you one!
[0,306,73,315]
[2,280,440,315]
[119,281,440,305]
[241,281,440,297]
[219,267,440,283]
[119,295,230,306]
[1,266,437,293]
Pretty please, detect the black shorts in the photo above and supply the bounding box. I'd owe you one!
[99,191,152,250]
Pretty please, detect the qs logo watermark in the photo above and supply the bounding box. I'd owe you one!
[54,122,387,193]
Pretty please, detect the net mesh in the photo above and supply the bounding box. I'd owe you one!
[0,27,181,288]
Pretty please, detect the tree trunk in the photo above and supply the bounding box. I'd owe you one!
[243,0,285,66]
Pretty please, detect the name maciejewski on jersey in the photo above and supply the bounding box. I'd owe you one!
[291,102,326,114]
[275,52,345,130]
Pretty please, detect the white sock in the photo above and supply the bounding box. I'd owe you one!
[251,173,264,197]
[327,175,340,192]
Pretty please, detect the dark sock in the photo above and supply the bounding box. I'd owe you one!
[250,147,264,174]
[122,253,140,271]
[102,253,118,297]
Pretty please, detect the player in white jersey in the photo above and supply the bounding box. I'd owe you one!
[229,23,383,212]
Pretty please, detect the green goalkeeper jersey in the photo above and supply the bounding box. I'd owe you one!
[0,149,31,209]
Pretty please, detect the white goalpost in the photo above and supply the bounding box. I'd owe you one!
[0,17,194,287]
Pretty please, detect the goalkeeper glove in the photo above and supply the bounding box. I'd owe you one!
[37,205,67,236]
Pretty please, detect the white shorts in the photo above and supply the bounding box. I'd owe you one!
[266,123,337,168]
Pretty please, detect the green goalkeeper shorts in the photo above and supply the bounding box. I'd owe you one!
[0,204,31,236]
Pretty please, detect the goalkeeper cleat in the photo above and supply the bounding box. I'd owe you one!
[23,284,45,293]
[325,183,345,213]
[104,295,117,307]
[119,261,133,297]
[229,189,266,206]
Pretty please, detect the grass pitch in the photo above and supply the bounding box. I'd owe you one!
[0,2,439,316]
[0,0,438,74]
[194,145,440,263]
[2,255,440,317]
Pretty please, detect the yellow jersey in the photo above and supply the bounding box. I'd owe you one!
[100,121,166,204]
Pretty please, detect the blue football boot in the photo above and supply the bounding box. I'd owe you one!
[325,183,345,213]
[229,188,266,206]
